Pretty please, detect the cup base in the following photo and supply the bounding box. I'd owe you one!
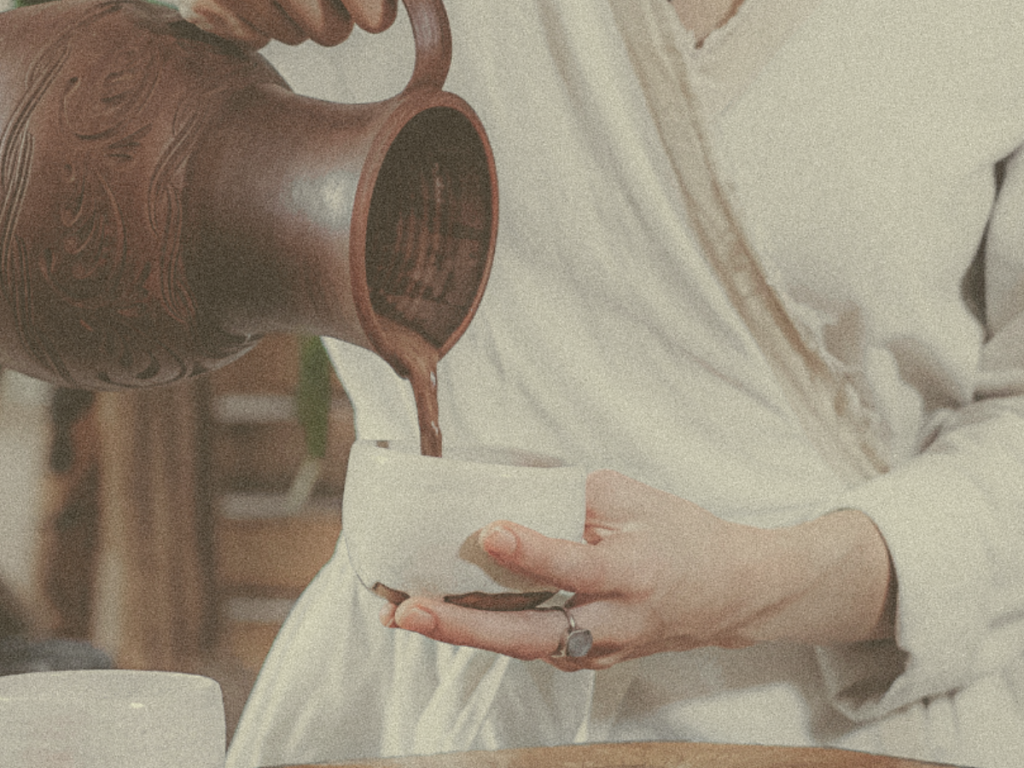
[372,582,554,612]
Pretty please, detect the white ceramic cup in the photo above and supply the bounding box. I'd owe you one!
[341,440,587,609]
[0,669,225,767]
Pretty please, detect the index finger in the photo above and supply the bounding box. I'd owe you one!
[479,521,630,596]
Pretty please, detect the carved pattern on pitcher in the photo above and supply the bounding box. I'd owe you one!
[0,12,78,383]
[0,0,257,388]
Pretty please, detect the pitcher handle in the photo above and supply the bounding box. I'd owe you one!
[400,0,452,93]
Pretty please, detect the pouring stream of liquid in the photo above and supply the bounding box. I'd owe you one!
[375,314,443,458]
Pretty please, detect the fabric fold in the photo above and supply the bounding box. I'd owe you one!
[607,1,889,485]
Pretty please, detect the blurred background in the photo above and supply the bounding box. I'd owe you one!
[0,0,360,740]
[0,330,356,738]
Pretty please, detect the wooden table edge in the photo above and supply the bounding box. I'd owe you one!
[264,740,969,767]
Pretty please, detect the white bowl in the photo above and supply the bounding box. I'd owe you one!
[0,670,225,767]
[341,440,586,610]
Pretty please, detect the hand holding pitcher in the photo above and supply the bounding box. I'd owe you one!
[175,0,397,47]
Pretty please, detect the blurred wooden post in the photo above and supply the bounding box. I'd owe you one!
[90,382,214,672]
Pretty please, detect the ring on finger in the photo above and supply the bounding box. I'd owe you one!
[543,605,593,659]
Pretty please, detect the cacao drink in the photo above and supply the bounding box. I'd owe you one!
[376,315,442,457]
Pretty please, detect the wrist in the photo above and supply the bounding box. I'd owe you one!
[735,509,896,647]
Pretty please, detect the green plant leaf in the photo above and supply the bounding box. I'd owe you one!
[296,336,332,461]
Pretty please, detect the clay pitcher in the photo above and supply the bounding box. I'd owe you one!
[0,0,497,389]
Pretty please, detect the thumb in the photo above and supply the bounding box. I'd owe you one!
[342,0,398,33]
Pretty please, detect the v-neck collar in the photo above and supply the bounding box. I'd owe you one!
[668,0,822,119]
[608,0,891,483]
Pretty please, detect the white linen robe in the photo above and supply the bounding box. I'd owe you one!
[226,2,1024,766]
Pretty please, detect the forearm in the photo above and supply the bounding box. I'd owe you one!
[734,508,896,647]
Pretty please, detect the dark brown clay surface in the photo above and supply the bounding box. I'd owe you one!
[0,0,496,391]
[0,0,283,387]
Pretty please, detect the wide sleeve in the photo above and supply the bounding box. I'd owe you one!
[815,149,1024,722]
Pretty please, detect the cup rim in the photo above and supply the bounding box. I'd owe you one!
[0,670,221,701]
[352,438,573,470]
